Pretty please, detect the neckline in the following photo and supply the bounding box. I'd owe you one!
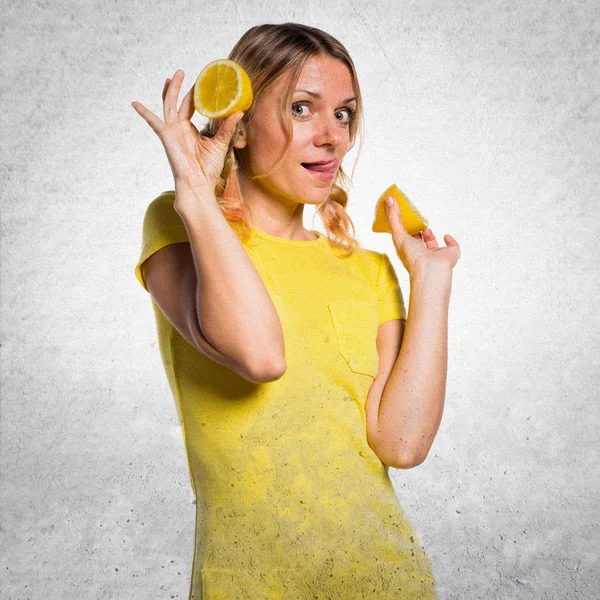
[250,227,326,247]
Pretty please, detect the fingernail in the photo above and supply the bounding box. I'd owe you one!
[386,197,393,208]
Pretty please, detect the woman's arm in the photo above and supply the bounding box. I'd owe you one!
[371,262,452,468]
[133,72,285,383]
[174,180,287,381]
[371,195,460,468]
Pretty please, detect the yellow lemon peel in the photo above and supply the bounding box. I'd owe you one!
[372,183,429,235]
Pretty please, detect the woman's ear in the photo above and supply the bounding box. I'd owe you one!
[233,121,247,150]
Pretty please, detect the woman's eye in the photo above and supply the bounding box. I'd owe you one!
[336,109,354,124]
[291,103,309,117]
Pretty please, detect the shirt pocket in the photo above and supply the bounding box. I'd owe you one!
[327,299,379,379]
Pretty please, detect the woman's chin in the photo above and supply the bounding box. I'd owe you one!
[303,187,334,204]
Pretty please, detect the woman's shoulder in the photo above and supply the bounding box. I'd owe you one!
[146,189,176,210]
[141,189,181,224]
[342,242,387,266]
[138,190,189,247]
[329,242,391,283]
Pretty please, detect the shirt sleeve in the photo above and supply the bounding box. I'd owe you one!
[376,252,407,323]
[134,191,189,292]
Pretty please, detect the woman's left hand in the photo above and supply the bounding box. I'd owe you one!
[386,196,461,275]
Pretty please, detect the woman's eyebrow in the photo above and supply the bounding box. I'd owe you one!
[295,89,357,103]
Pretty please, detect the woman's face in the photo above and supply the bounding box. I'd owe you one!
[235,54,357,208]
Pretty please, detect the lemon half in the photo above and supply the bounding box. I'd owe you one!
[372,183,429,235]
[193,59,253,119]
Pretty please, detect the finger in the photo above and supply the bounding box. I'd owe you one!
[387,200,411,253]
[215,111,245,145]
[386,196,408,243]
[179,83,195,121]
[164,69,184,123]
[422,228,439,249]
[131,101,164,134]
[162,78,171,104]
[444,234,461,257]
[444,233,459,246]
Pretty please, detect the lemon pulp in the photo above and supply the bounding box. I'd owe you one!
[193,59,253,119]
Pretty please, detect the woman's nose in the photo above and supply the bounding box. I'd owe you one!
[314,114,343,147]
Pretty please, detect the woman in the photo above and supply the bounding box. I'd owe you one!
[132,22,459,599]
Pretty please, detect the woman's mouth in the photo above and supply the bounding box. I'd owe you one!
[301,159,339,181]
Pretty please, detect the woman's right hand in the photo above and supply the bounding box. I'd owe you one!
[131,69,245,193]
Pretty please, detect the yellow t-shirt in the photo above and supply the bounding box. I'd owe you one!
[134,191,437,599]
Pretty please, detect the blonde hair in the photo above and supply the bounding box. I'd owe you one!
[200,23,365,257]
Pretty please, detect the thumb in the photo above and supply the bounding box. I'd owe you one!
[386,196,408,240]
[215,111,245,145]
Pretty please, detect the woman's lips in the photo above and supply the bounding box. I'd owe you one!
[301,158,339,180]
[302,164,336,180]
[302,159,339,172]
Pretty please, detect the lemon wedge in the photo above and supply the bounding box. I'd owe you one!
[193,59,253,119]
[372,183,429,235]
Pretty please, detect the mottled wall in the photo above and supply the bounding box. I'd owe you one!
[1,0,598,598]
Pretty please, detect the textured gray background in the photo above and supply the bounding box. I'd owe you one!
[1,0,598,598]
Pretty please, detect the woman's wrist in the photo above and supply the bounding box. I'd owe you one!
[173,178,218,217]
[409,258,453,285]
